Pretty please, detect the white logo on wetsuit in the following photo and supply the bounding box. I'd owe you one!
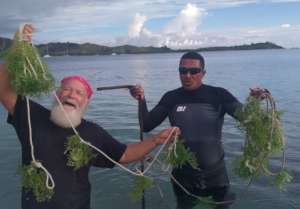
[176,106,186,112]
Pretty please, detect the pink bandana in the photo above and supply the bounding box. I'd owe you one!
[61,76,93,98]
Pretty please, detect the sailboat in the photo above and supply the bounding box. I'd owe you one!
[43,44,51,58]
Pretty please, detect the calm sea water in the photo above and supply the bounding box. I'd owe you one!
[0,49,299,209]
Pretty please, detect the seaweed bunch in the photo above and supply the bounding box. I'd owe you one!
[166,138,198,169]
[65,134,96,170]
[130,176,154,201]
[4,27,54,96]
[20,162,54,202]
[194,196,215,208]
[234,93,292,190]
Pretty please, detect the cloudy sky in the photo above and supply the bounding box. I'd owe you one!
[1,0,300,49]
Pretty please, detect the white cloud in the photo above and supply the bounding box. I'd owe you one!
[281,23,291,28]
[115,4,209,48]
[207,25,300,48]
[163,3,205,36]
[128,13,147,38]
[117,12,300,49]
[0,0,273,36]
[1,0,300,48]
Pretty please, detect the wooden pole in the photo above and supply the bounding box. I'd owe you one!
[97,84,146,209]
[96,85,134,91]
[138,99,145,209]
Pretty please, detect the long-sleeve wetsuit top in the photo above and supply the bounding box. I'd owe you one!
[140,84,242,170]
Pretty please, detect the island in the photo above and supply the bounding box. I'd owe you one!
[0,37,284,58]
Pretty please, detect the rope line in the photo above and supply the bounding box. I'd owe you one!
[26,97,55,189]
[53,91,178,177]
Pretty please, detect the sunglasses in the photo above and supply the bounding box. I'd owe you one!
[179,67,203,75]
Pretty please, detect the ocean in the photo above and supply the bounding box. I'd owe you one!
[0,49,299,209]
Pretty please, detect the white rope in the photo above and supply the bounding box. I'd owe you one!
[26,97,55,189]
[25,57,38,79]
[53,92,143,176]
[142,129,177,174]
[19,24,26,41]
[23,63,27,76]
[154,159,235,206]
[19,24,45,81]
[52,91,178,176]
[35,52,48,80]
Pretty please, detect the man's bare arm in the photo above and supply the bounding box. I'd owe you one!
[0,64,17,115]
[0,24,35,115]
[119,127,180,164]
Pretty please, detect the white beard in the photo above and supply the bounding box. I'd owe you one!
[50,101,86,128]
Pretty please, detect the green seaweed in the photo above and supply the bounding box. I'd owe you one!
[65,135,96,170]
[271,169,293,191]
[194,196,215,208]
[130,176,154,201]
[20,163,54,202]
[166,138,198,169]
[234,96,292,190]
[4,32,55,96]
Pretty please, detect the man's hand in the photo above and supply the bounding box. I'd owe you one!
[250,87,270,100]
[19,23,35,43]
[119,127,181,164]
[129,84,145,100]
[152,127,181,145]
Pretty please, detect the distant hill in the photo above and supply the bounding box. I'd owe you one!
[193,42,283,51]
[37,43,173,56]
[0,37,284,57]
[0,37,12,50]
[0,37,13,58]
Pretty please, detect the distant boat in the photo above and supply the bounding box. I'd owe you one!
[43,44,51,58]
[111,53,117,56]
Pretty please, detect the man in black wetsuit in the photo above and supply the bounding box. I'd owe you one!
[130,51,251,209]
[0,24,180,209]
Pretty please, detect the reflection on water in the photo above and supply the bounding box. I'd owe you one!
[0,49,300,209]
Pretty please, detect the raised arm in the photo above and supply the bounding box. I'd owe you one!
[130,84,169,132]
[0,64,17,114]
[119,127,180,164]
[0,24,34,115]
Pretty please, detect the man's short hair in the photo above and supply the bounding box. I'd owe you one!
[180,51,205,70]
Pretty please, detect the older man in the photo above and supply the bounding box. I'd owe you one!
[0,26,179,209]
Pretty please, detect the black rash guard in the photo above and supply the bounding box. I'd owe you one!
[140,84,242,170]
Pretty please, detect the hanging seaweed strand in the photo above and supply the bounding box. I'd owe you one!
[234,90,292,191]
[65,134,97,170]
[20,163,54,202]
[6,24,56,202]
[4,24,55,96]
[165,137,198,169]
[130,176,154,201]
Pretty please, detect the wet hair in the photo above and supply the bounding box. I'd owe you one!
[180,51,205,69]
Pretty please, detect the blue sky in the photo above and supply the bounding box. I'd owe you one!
[0,0,299,48]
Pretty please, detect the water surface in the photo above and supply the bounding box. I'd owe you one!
[0,49,299,209]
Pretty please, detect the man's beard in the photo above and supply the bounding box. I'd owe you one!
[50,99,86,128]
